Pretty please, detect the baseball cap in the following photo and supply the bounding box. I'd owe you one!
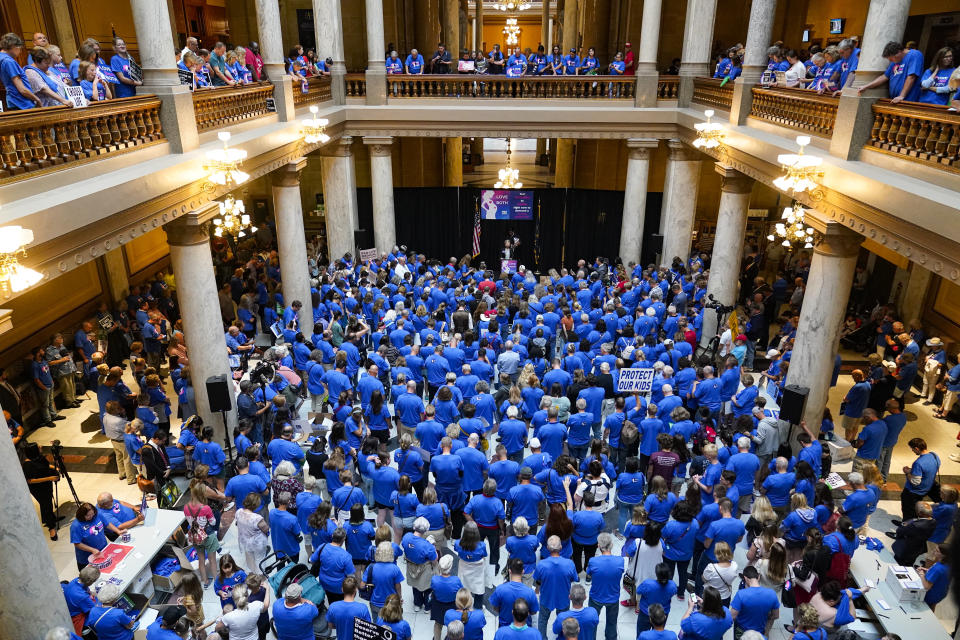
[162,605,188,626]
[519,466,533,479]
[766,349,779,358]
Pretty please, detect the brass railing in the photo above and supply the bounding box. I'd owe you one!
[658,76,679,100]
[293,75,332,106]
[0,95,164,183]
[385,74,637,99]
[192,82,275,132]
[345,73,367,97]
[691,77,733,111]
[749,86,839,136]
[869,100,960,173]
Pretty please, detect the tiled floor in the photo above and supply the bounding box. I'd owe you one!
[28,360,959,638]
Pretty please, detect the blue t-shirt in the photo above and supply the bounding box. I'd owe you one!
[494,626,542,640]
[506,534,540,573]
[432,574,465,603]
[225,473,267,512]
[86,606,133,640]
[703,517,745,561]
[880,412,907,448]
[62,577,96,617]
[842,489,873,529]
[0,52,33,109]
[908,452,941,495]
[762,471,796,507]
[311,543,355,593]
[270,508,302,559]
[639,631,678,640]
[644,493,678,523]
[725,452,760,495]
[885,48,924,102]
[585,554,624,604]
[731,586,779,632]
[571,509,606,544]
[680,610,733,640]
[362,562,404,606]
[616,471,646,503]
[110,55,136,98]
[489,581,539,626]
[637,579,676,615]
[924,561,949,606]
[533,556,579,610]
[465,493,506,527]
[97,500,137,529]
[324,600,369,640]
[554,606,600,640]
[855,420,887,460]
[919,67,955,105]
[444,609,486,640]
[70,514,108,564]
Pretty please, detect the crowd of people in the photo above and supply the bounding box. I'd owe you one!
[44,226,957,640]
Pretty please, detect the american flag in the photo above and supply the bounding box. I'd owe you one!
[472,200,481,257]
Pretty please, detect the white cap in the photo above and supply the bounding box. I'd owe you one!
[766,349,780,358]
[529,437,541,449]
[646,307,656,316]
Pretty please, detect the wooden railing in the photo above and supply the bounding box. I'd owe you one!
[658,76,679,100]
[868,100,960,173]
[0,95,164,183]
[293,75,332,106]
[385,74,636,99]
[749,86,839,137]
[691,77,733,111]
[192,82,275,133]
[345,73,367,97]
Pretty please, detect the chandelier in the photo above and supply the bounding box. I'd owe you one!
[302,105,330,145]
[494,1,531,11]
[503,18,520,45]
[768,202,815,249]
[693,109,725,150]
[0,226,42,294]
[213,196,257,239]
[495,138,522,189]
[205,131,249,187]
[773,135,823,195]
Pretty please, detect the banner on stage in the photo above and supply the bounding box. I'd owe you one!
[480,189,533,220]
[359,248,378,262]
[618,367,655,393]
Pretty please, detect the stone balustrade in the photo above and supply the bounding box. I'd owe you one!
[192,82,275,132]
[749,86,839,137]
[691,76,733,111]
[869,100,960,173]
[385,74,637,99]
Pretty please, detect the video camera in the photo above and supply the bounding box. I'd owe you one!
[704,294,735,315]
[250,361,276,386]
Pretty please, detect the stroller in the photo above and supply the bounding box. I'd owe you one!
[260,552,331,639]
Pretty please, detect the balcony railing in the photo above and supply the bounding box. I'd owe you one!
[293,75,332,106]
[385,74,636,99]
[869,100,960,174]
[192,82,275,133]
[749,86,839,137]
[658,76,679,100]
[345,73,367,98]
[691,77,733,111]
[0,95,164,183]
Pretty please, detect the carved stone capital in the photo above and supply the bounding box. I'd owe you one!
[714,163,752,194]
[363,136,394,158]
[320,135,354,157]
[272,157,308,187]
[813,221,863,258]
[666,138,702,162]
[626,138,659,160]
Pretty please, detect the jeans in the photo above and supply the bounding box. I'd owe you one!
[38,386,58,422]
[412,587,431,608]
[693,549,711,595]
[569,444,588,463]
[479,525,501,569]
[744,340,757,370]
[664,557,691,596]
[572,540,598,574]
[901,486,925,520]
[507,450,524,464]
[538,607,566,639]
[878,446,895,481]
[616,497,638,533]
[609,446,626,475]
[591,422,602,440]
[690,542,705,592]
[589,598,619,640]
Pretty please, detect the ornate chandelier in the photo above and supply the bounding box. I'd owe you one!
[0,225,42,294]
[495,138,523,189]
[205,131,249,187]
[213,196,257,239]
[773,135,823,195]
[768,202,815,249]
[302,105,330,145]
[494,1,531,11]
[503,18,520,45]
[693,109,724,150]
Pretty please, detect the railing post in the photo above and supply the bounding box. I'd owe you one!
[729,0,776,125]
[830,0,910,160]
[130,0,198,152]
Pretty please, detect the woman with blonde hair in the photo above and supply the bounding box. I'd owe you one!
[376,593,411,640]
[443,588,485,640]
[860,462,883,534]
[208,583,267,640]
[701,541,738,606]
[417,486,451,547]
[744,495,778,548]
[755,541,789,593]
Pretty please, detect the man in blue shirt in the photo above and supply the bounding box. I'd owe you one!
[857,41,924,103]
[267,425,306,473]
[507,467,545,529]
[273,583,319,640]
[852,408,887,473]
[499,406,528,463]
[404,48,424,74]
[310,528,355,598]
[225,456,268,513]
[271,491,302,560]
[562,49,581,75]
[533,535,579,638]
[31,347,61,427]
[96,492,143,531]
[900,437,941,520]
[840,472,873,530]
[761,457,795,518]
[395,380,425,437]
[730,566,779,637]
[490,558,540,627]
[877,398,906,482]
[493,599,541,640]
[696,498,744,594]
[725,437,760,515]
[457,434,490,495]
[585,533,624,640]
[553,583,599,640]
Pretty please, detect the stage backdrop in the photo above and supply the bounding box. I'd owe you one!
[357,187,663,271]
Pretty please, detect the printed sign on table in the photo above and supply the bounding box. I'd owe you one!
[617,367,655,393]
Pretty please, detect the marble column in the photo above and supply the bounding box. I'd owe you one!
[700,164,752,347]
[273,159,313,331]
[445,137,463,186]
[476,0,484,51]
[554,138,575,188]
[562,0,579,53]
[49,0,77,60]
[255,0,295,120]
[366,0,387,104]
[444,0,460,57]
[321,137,359,260]
[730,0,777,124]
[660,140,702,266]
[0,417,71,640]
[677,0,718,106]
[633,0,662,107]
[788,222,862,432]
[831,0,911,160]
[102,247,129,304]
[364,137,397,254]
[541,0,551,48]
[314,0,346,104]
[166,214,237,436]
[618,139,658,267]
[535,139,547,165]
[899,264,932,323]
[416,0,442,56]
[130,0,198,152]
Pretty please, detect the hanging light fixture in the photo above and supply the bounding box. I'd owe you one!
[767,202,815,250]
[494,1,531,11]
[502,18,521,45]
[693,109,725,150]
[495,138,523,189]
[302,105,330,145]
[773,135,823,195]
[205,131,249,187]
[212,196,257,239]
[0,225,42,294]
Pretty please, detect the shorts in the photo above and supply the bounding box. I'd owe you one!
[375,501,392,511]
[195,532,219,552]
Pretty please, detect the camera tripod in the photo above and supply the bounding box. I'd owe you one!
[51,439,81,512]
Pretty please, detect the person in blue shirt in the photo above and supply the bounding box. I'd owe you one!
[615,456,646,534]
[562,49,581,75]
[761,457,796,516]
[638,603,677,640]
[852,408,887,470]
[270,491,302,560]
[840,472,873,531]
[110,37,141,98]
[362,542,405,619]
[553,583,600,640]
[730,565,779,637]
[929,486,958,546]
[78,59,112,101]
[841,369,871,441]
[464,477,505,568]
[680,585,732,640]
[714,48,736,78]
[490,557,540,627]
[71,501,120,570]
[506,48,527,77]
[900,437,941,520]
[0,33,41,110]
[488,44,506,74]
[493,598,541,640]
[695,498,744,595]
[310,527,356,598]
[918,48,955,105]
[935,354,960,419]
[507,467,545,529]
[920,544,950,611]
[533,534,579,638]
[62,565,100,627]
[86,584,135,640]
[96,492,143,531]
[636,562,677,636]
[267,424,306,474]
[272,582,320,640]
[585,532,624,640]
[857,41,924,103]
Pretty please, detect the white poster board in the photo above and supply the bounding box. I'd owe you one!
[359,248,378,262]
[617,367,655,393]
[64,85,88,108]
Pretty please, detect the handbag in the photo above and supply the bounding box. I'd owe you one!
[622,542,641,590]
